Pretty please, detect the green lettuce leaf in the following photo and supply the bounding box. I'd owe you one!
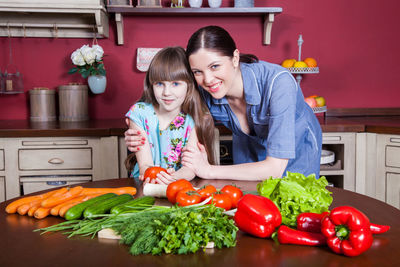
[257,172,333,227]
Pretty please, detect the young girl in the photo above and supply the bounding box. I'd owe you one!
[125,46,216,184]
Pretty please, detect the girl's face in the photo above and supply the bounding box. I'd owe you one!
[153,80,188,114]
[189,48,240,99]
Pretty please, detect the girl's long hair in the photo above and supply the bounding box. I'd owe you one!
[140,46,216,165]
[186,25,258,63]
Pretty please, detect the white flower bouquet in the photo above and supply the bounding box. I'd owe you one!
[68,44,106,78]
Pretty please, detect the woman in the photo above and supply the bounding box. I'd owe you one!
[125,26,322,181]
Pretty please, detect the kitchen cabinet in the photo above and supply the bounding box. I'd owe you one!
[0,0,108,39]
[320,133,356,191]
[1,136,119,200]
[375,134,400,208]
[106,7,282,45]
[0,139,5,202]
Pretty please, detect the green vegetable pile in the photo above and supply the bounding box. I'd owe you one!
[36,204,237,256]
[257,172,333,227]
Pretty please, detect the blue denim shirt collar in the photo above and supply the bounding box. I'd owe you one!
[209,63,261,106]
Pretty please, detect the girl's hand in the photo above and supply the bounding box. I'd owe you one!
[182,142,211,179]
[154,170,176,185]
[125,118,146,152]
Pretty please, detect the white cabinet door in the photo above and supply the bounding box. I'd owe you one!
[386,173,400,209]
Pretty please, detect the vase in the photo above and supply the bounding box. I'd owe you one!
[208,0,221,8]
[88,75,106,94]
[234,0,254,7]
[189,0,202,7]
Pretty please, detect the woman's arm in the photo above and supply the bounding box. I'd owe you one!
[182,144,288,181]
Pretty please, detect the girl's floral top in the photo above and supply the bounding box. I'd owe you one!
[125,102,195,178]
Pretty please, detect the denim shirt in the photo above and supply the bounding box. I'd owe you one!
[200,61,322,178]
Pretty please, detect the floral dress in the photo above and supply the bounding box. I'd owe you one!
[125,102,195,178]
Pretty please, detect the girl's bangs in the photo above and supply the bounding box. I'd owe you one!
[148,54,190,84]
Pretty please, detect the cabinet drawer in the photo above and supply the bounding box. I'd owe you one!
[0,176,4,202]
[19,148,92,170]
[386,146,400,168]
[20,175,92,195]
[0,149,4,170]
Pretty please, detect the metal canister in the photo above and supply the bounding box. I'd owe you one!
[29,88,56,122]
[58,84,89,121]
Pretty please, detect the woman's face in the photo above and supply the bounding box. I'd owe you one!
[153,80,188,114]
[189,48,239,99]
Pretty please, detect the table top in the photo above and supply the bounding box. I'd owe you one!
[1,178,399,267]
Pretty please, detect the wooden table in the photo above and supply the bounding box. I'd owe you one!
[1,178,399,267]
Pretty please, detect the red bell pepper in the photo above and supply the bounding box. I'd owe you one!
[370,223,390,234]
[321,206,373,257]
[278,225,326,246]
[297,212,390,235]
[234,194,282,238]
[297,212,330,233]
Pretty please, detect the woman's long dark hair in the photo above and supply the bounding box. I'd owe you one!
[126,47,216,172]
[186,25,258,63]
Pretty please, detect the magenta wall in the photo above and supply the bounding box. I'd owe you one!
[1,0,400,120]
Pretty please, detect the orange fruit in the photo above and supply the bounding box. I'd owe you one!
[293,61,308,68]
[304,57,318,68]
[281,59,296,68]
[304,97,317,108]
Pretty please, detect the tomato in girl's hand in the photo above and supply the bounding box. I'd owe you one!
[211,192,232,211]
[175,188,201,207]
[221,185,243,208]
[197,185,217,201]
[166,179,194,204]
[144,166,167,181]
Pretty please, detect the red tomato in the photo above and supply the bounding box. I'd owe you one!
[166,179,194,204]
[221,185,243,208]
[175,188,201,207]
[197,185,217,201]
[211,192,232,211]
[143,166,167,181]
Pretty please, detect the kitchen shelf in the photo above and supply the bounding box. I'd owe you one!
[0,0,109,39]
[0,91,24,95]
[106,7,283,45]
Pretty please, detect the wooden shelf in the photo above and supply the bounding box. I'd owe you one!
[106,7,283,45]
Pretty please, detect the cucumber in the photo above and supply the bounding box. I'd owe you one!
[83,194,133,218]
[110,196,156,215]
[64,193,117,221]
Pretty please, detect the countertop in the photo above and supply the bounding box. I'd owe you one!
[2,112,400,137]
[1,178,399,267]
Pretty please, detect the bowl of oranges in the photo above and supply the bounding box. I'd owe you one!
[281,57,319,74]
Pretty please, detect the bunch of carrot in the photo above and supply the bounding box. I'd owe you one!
[5,186,136,220]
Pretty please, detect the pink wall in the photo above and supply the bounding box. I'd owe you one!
[1,0,400,120]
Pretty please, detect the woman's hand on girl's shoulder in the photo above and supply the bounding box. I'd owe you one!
[125,119,147,152]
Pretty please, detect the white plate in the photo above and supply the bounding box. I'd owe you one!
[320,149,335,164]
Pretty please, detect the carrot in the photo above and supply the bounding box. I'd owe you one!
[5,187,68,214]
[41,186,84,208]
[81,187,137,196]
[50,195,86,216]
[27,204,42,217]
[56,193,102,217]
[17,199,42,215]
[34,207,52,219]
